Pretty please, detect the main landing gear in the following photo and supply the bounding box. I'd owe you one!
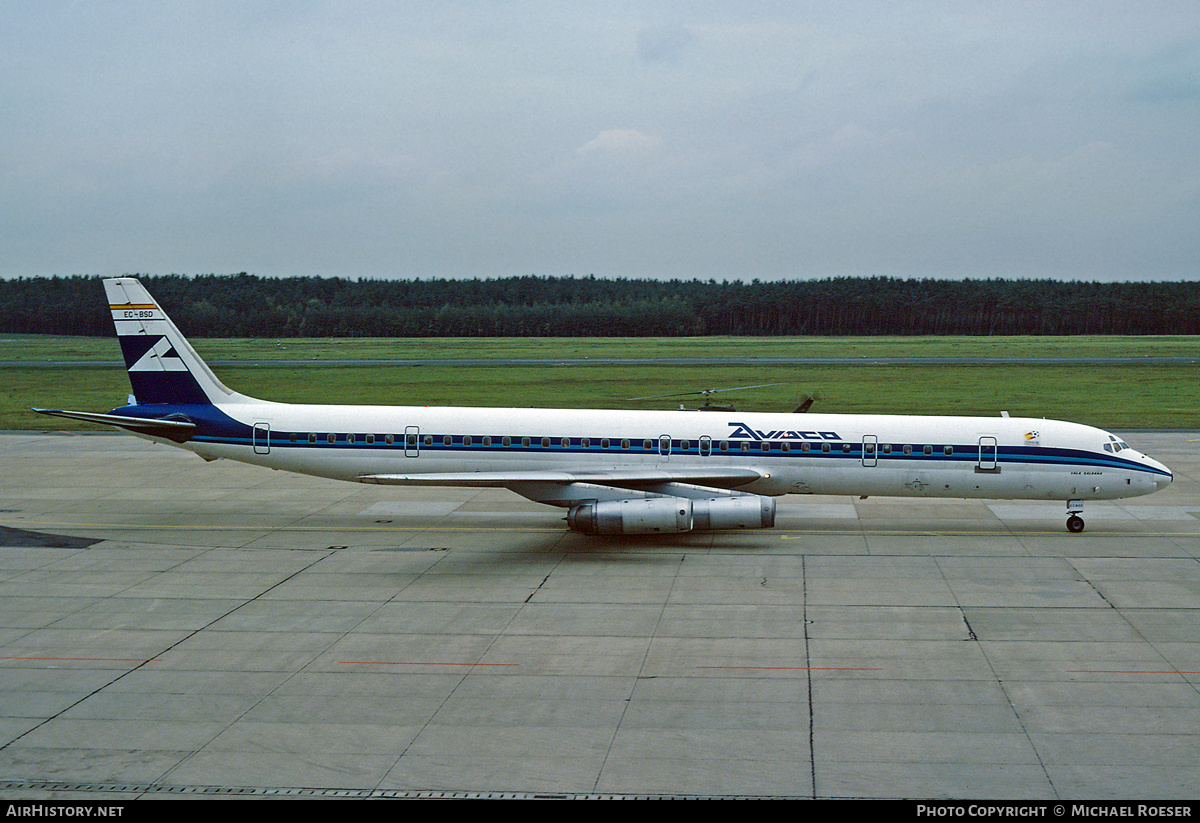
[1066,500,1085,533]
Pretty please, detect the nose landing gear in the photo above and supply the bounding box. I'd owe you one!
[1066,500,1085,533]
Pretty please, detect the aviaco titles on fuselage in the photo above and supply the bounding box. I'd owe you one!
[34,278,1173,535]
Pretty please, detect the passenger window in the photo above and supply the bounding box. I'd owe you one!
[923,445,933,455]
[943,446,953,455]
[522,437,531,447]
[502,436,511,447]
[463,435,472,447]
[903,445,913,455]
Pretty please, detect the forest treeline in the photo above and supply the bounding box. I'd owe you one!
[3,273,1198,338]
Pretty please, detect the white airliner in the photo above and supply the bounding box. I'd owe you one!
[36,277,1172,534]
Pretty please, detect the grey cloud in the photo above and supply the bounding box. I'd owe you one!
[636,23,695,63]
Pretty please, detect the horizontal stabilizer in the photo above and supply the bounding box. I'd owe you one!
[356,467,763,488]
[33,409,196,443]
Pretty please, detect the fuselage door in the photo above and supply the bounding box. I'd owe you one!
[405,425,420,458]
[861,434,878,467]
[253,422,270,455]
[978,436,998,471]
[659,434,671,462]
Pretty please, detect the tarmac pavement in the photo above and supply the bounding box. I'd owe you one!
[0,430,1196,800]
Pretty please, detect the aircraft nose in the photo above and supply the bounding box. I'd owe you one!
[1151,459,1173,490]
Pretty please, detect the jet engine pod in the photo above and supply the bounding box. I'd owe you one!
[691,495,776,530]
[567,498,693,534]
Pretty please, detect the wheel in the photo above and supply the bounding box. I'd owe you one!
[1066,515,1085,533]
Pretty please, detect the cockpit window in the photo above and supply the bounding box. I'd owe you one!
[1104,443,1113,453]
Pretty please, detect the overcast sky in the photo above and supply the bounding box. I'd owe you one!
[4,2,1199,282]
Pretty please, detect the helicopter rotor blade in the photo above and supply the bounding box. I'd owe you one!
[627,383,786,402]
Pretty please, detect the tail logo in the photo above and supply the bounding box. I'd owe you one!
[129,336,188,372]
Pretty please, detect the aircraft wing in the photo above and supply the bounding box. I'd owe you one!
[356,467,764,488]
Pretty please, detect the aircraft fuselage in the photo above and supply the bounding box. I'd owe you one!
[113,400,1171,504]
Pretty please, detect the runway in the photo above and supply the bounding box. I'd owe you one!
[0,430,1197,800]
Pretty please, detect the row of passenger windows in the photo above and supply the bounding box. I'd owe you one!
[868,443,956,456]
[285,431,958,455]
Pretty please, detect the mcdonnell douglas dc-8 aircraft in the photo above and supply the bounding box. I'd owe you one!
[36,278,1172,535]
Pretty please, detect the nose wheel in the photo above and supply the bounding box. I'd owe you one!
[1066,500,1085,533]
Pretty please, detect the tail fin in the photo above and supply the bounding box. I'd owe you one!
[105,277,247,406]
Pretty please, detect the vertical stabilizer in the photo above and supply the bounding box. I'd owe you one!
[105,278,247,406]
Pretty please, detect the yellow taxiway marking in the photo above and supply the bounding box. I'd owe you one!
[0,517,560,534]
[1,656,160,663]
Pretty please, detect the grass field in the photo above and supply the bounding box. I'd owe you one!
[5,333,1200,362]
[4,335,1198,430]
